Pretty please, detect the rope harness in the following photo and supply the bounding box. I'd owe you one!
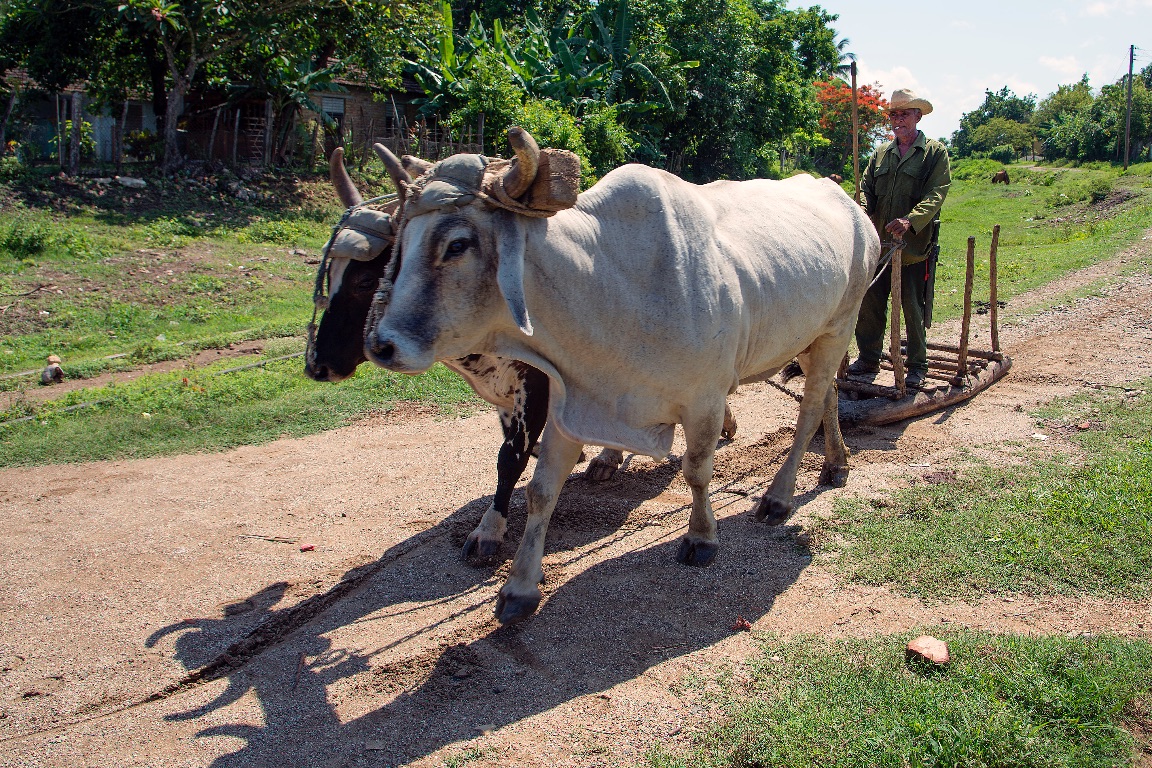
[305,192,399,370]
[868,238,908,290]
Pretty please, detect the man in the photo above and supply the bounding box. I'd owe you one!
[848,88,951,390]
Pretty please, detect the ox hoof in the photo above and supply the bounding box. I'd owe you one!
[721,419,738,441]
[755,496,794,526]
[676,536,718,567]
[495,586,542,624]
[585,458,621,483]
[461,534,502,565]
[819,464,850,488]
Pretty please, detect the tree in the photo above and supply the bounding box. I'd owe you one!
[813,78,887,175]
[660,0,840,180]
[118,0,434,172]
[970,116,1033,157]
[951,86,1035,157]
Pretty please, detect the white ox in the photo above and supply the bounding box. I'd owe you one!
[367,129,880,623]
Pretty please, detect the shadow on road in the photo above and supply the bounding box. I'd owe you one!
[146,450,817,766]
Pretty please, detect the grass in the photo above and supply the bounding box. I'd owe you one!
[0,162,396,377]
[0,350,480,466]
[816,383,1152,600]
[929,159,1152,320]
[651,631,1152,768]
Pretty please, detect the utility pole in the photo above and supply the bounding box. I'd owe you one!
[1124,44,1134,170]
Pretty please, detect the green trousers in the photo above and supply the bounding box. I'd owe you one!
[854,259,929,374]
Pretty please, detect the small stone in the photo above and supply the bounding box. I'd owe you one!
[906,635,949,666]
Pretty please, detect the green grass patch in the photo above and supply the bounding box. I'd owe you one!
[0,356,480,466]
[930,160,1152,322]
[652,631,1152,768]
[817,383,1152,600]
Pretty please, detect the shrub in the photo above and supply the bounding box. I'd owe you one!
[0,154,26,180]
[124,129,160,162]
[0,219,52,257]
[146,217,202,247]
[47,120,96,160]
[236,218,315,245]
[514,99,596,189]
[1087,177,1112,203]
[989,144,1015,164]
[578,104,635,179]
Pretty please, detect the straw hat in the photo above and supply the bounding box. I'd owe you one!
[887,88,933,115]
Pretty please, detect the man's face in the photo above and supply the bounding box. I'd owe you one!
[889,108,921,139]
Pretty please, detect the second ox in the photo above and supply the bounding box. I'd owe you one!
[366,128,880,623]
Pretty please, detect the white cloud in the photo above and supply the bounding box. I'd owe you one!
[1080,0,1152,16]
[857,65,921,97]
[1040,55,1082,76]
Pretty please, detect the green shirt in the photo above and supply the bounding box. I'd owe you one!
[861,130,951,263]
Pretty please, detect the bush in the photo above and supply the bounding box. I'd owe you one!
[47,120,96,160]
[236,218,316,245]
[1087,177,1112,203]
[578,104,635,180]
[0,154,26,181]
[989,144,1015,164]
[949,158,1002,181]
[0,219,52,257]
[124,130,160,162]
[513,99,596,189]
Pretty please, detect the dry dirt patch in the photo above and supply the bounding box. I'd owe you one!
[0,246,1150,767]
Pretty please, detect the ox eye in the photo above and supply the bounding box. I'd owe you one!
[444,238,470,260]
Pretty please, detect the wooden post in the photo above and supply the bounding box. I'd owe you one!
[0,88,19,157]
[308,116,320,172]
[956,237,976,379]
[55,93,64,170]
[232,109,241,166]
[207,106,222,165]
[68,91,81,176]
[989,224,1001,352]
[263,99,274,166]
[890,245,905,395]
[851,61,861,203]
[359,118,374,172]
[115,101,128,173]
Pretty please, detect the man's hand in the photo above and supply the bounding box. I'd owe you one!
[885,217,912,236]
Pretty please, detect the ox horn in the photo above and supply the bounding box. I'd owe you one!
[329,147,362,208]
[373,143,413,203]
[502,127,540,199]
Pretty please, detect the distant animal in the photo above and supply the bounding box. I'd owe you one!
[991,169,1010,184]
[364,127,880,623]
[829,173,844,184]
[305,148,736,565]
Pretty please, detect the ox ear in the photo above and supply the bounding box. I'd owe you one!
[494,210,533,336]
[401,155,434,176]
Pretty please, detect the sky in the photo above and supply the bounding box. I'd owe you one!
[801,0,1152,141]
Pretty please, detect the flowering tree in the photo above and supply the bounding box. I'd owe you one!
[813,78,888,176]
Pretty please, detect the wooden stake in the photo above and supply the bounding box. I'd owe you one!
[232,109,241,166]
[851,61,860,204]
[208,106,222,164]
[890,245,905,396]
[956,237,976,378]
[989,224,1001,352]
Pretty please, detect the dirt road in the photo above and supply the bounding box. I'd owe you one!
[1,242,1150,767]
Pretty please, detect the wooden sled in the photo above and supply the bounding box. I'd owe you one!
[836,226,1012,427]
